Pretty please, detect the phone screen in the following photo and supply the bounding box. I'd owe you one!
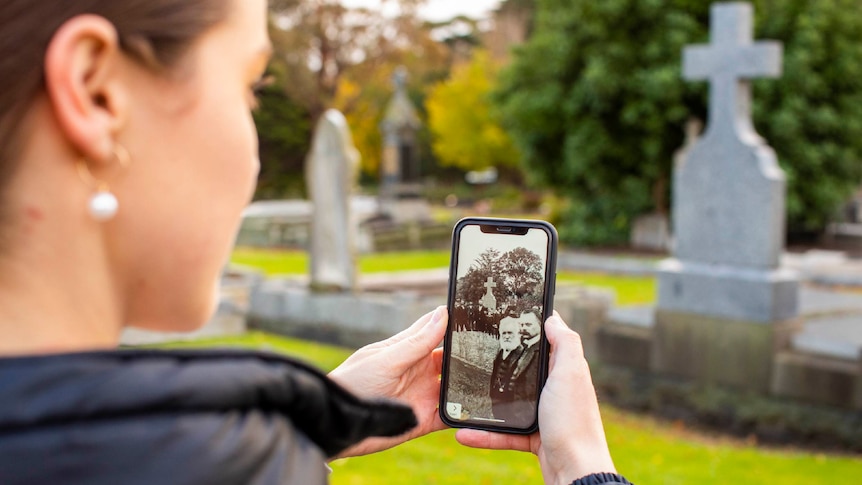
[442,221,553,432]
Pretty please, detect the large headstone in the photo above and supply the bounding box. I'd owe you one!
[675,2,784,269]
[655,2,799,391]
[305,109,360,292]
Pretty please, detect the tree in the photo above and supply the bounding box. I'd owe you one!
[756,0,862,235]
[332,24,450,177]
[497,0,862,244]
[251,1,431,197]
[427,50,521,172]
[252,62,312,199]
[454,247,545,333]
[261,0,451,180]
[268,0,428,120]
[498,247,544,310]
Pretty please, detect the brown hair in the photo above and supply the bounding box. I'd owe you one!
[0,0,232,183]
[506,305,542,321]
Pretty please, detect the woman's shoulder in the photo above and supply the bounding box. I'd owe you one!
[0,349,415,484]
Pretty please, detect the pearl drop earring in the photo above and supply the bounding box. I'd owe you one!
[88,185,120,221]
[76,145,131,221]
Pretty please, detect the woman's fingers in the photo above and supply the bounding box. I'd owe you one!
[362,307,439,350]
[380,306,447,362]
[454,429,533,453]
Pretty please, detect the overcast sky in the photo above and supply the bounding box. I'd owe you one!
[456,225,549,279]
[340,0,503,22]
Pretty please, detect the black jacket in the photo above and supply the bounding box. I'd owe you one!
[0,349,417,485]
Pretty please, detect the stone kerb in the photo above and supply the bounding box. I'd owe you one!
[554,284,615,361]
[772,308,862,409]
[771,349,861,409]
[248,277,613,350]
[249,278,443,347]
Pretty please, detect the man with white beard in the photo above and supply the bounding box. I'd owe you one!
[489,315,524,422]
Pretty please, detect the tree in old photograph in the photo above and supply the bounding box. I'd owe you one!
[454,246,544,334]
[454,248,500,332]
[498,246,544,311]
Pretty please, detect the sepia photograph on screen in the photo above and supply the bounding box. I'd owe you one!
[444,225,549,429]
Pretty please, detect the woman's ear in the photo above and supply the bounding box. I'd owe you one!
[44,14,129,164]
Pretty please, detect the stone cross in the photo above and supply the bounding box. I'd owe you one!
[683,2,781,143]
[656,3,798,387]
[480,276,497,312]
[673,2,785,269]
[306,109,360,292]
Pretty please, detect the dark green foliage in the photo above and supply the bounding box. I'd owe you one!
[755,0,862,233]
[498,0,862,245]
[252,71,311,200]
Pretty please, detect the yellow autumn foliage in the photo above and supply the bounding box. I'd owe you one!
[427,50,520,171]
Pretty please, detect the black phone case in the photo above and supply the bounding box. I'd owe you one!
[438,217,558,434]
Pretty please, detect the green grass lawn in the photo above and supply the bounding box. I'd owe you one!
[231,248,450,275]
[163,332,862,484]
[557,272,655,306]
[230,248,656,306]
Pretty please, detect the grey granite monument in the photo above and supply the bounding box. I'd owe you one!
[655,2,799,390]
[305,109,360,292]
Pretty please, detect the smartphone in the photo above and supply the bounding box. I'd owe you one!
[439,217,558,434]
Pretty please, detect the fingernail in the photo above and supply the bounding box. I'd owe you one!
[432,306,447,325]
[547,315,564,328]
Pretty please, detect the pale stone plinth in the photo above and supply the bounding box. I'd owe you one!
[652,310,799,392]
[658,259,798,323]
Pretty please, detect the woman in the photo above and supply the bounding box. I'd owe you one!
[0,0,631,484]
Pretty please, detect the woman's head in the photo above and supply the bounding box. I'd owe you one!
[0,0,271,342]
[0,0,232,179]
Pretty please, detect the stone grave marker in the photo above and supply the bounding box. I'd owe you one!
[305,109,360,292]
[378,66,432,223]
[480,276,498,313]
[674,2,784,270]
[630,213,670,252]
[380,66,422,200]
[655,2,799,391]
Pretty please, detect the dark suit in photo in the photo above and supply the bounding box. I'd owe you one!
[489,345,523,422]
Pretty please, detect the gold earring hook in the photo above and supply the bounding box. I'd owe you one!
[76,145,131,191]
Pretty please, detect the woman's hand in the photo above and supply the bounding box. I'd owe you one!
[328,306,448,458]
[454,313,616,485]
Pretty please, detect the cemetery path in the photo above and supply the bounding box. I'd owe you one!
[795,287,862,360]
